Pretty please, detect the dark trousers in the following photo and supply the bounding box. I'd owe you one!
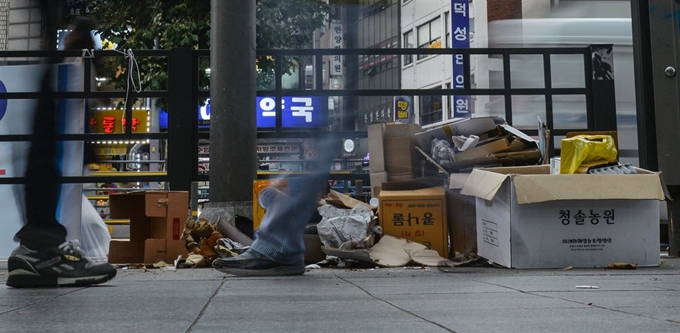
[14,68,67,250]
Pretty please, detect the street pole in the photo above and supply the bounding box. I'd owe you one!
[202,0,257,231]
[630,0,680,256]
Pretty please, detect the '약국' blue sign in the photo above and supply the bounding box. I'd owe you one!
[161,96,328,129]
[256,96,328,128]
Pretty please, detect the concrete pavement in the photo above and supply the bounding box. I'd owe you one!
[1,257,679,333]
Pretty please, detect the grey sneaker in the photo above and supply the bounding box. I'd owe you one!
[213,249,305,277]
[6,240,117,288]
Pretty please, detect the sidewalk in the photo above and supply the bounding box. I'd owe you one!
[1,257,679,333]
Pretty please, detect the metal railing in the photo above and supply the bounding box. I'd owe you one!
[0,46,613,191]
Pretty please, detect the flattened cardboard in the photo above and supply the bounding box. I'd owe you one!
[320,235,452,267]
[368,235,413,266]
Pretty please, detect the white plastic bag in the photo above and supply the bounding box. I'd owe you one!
[79,194,111,263]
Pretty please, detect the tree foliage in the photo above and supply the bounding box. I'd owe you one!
[87,0,329,100]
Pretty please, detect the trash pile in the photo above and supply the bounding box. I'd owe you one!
[112,115,665,271]
[414,116,543,173]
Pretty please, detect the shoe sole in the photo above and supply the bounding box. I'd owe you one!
[6,270,117,288]
[215,265,306,277]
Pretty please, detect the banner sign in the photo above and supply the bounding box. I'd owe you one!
[89,109,149,134]
[393,96,413,124]
[330,22,344,77]
[0,64,86,258]
[451,0,471,118]
[256,144,301,154]
[164,96,329,129]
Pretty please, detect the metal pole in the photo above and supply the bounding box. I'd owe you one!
[668,187,680,257]
[630,0,679,256]
[167,48,194,192]
[202,0,257,227]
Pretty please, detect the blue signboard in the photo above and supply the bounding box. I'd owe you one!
[451,0,471,118]
[159,96,328,129]
[256,96,328,128]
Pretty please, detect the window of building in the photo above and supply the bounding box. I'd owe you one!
[419,87,443,126]
[445,12,450,47]
[417,17,442,60]
[403,30,414,65]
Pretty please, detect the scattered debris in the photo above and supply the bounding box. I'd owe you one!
[605,262,637,270]
[576,285,599,289]
[563,266,574,270]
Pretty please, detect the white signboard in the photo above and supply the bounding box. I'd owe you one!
[0,64,86,258]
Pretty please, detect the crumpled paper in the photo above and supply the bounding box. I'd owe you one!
[317,203,375,249]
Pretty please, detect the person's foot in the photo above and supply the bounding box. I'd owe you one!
[213,249,305,277]
[6,240,117,288]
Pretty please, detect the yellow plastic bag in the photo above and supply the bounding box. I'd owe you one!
[560,135,618,174]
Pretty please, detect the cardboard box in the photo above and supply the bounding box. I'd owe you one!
[460,165,666,268]
[304,234,326,264]
[368,122,421,174]
[447,173,477,256]
[383,136,418,175]
[108,191,189,264]
[370,172,388,198]
[379,177,448,257]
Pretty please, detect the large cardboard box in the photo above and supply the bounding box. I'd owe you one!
[108,191,189,264]
[461,165,666,268]
[447,173,477,256]
[379,177,448,257]
[368,122,421,174]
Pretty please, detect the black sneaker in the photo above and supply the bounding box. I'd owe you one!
[213,249,305,277]
[6,240,117,288]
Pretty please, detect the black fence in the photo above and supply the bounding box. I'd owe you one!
[0,46,615,192]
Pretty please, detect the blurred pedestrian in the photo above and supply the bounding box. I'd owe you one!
[213,140,334,276]
[6,15,116,288]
